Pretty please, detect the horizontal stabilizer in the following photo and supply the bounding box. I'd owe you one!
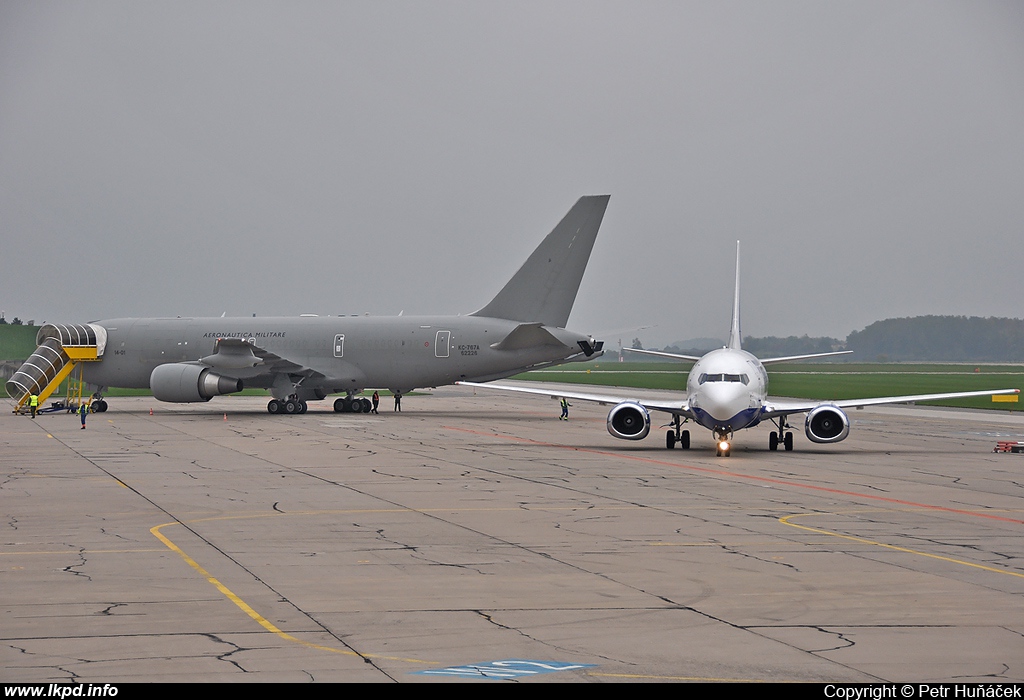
[760,350,852,365]
[490,323,567,351]
[625,347,703,362]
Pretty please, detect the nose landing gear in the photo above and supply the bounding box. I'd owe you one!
[714,429,732,457]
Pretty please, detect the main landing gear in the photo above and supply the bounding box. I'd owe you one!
[665,415,690,450]
[333,395,372,413]
[768,417,794,451]
[268,397,307,414]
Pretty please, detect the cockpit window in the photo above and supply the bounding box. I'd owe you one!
[698,373,750,385]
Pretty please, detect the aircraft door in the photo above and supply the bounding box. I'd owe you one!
[435,330,450,358]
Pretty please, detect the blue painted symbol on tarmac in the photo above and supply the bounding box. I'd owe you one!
[413,659,596,679]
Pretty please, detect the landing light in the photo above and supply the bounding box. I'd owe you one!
[719,440,730,451]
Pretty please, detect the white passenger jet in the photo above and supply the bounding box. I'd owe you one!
[460,243,1019,456]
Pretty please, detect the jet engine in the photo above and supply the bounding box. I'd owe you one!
[150,363,243,403]
[805,405,850,443]
[607,401,651,440]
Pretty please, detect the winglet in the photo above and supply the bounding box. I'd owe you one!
[728,241,742,350]
[471,195,610,328]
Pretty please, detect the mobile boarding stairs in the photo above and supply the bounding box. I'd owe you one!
[5,324,106,414]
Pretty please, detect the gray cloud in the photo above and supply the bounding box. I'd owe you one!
[2,1,1022,347]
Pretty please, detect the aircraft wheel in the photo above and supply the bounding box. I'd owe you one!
[769,432,779,451]
[299,401,308,414]
[284,400,299,414]
[680,430,690,449]
[666,430,676,449]
[361,398,372,412]
[94,400,108,413]
[349,398,363,413]
[268,400,283,414]
[333,398,345,412]
[784,432,794,451]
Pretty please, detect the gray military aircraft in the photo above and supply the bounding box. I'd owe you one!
[8,196,610,415]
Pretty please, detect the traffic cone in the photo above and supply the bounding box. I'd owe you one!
[149,408,153,415]
[223,413,227,421]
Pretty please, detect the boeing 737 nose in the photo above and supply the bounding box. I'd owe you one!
[693,382,759,432]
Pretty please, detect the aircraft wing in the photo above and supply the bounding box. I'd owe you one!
[456,381,692,416]
[202,338,327,380]
[761,388,1020,419]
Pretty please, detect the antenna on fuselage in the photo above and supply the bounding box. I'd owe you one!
[728,241,742,350]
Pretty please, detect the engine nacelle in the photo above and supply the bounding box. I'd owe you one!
[150,363,243,403]
[805,405,850,443]
[607,401,651,440]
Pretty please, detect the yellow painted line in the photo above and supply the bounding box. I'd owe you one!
[150,521,430,664]
[780,512,1024,579]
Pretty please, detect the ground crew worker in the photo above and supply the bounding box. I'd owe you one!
[29,392,39,419]
[371,391,380,414]
[560,397,571,420]
[79,401,88,429]
[394,392,402,412]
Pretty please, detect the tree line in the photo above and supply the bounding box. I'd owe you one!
[653,316,1024,362]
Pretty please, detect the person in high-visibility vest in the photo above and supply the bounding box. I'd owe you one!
[78,401,88,430]
[29,393,39,419]
[559,397,571,421]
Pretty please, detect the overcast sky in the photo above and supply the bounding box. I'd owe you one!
[2,1,1022,347]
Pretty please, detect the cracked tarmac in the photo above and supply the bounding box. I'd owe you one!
[2,388,1023,682]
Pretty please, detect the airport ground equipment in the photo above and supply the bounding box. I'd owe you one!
[6,324,107,413]
[993,441,1024,453]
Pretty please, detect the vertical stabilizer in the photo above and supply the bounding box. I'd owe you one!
[728,241,742,349]
[471,195,610,328]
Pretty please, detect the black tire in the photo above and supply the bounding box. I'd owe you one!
[334,398,345,412]
[299,401,308,414]
[666,430,676,449]
[284,400,298,414]
[349,398,362,413]
[769,432,779,451]
[268,400,282,414]
[361,398,372,413]
[784,432,794,451]
[680,430,690,449]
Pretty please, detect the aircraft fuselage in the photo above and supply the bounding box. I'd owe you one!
[83,315,595,399]
[685,347,769,433]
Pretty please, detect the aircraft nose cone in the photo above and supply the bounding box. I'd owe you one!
[700,383,751,425]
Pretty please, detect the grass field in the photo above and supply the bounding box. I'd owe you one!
[514,361,1024,411]
[0,325,38,361]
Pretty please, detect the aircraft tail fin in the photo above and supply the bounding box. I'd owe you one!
[471,195,610,328]
[728,241,742,350]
